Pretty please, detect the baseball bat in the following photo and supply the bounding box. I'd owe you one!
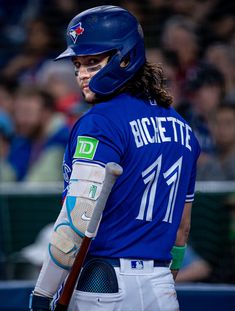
[54,162,123,311]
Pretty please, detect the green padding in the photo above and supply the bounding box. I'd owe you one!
[170,245,186,270]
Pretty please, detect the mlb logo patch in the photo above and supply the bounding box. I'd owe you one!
[131,260,144,270]
[69,22,84,43]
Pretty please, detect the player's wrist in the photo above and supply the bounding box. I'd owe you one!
[170,245,186,270]
[29,292,52,311]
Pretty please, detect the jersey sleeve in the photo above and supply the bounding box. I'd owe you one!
[185,141,201,203]
[69,112,125,165]
[62,144,72,200]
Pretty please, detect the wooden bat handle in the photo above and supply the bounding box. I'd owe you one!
[55,236,91,310]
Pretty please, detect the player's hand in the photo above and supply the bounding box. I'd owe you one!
[171,269,179,281]
[29,293,52,310]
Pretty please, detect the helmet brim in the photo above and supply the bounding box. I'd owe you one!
[55,47,77,61]
[55,45,116,61]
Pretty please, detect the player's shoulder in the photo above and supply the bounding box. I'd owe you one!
[69,94,133,134]
[84,93,139,124]
[92,93,136,114]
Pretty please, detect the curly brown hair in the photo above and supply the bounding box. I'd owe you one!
[123,61,173,108]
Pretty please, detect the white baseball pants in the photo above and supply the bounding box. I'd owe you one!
[68,259,179,311]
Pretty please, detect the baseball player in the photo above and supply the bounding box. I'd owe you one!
[29,5,200,311]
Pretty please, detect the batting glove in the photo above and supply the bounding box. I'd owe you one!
[29,292,52,311]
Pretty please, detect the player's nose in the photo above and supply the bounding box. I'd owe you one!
[76,66,90,79]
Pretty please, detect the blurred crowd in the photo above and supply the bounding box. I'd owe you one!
[0,0,235,284]
[0,0,235,182]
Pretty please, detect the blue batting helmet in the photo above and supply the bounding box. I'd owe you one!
[56,5,146,96]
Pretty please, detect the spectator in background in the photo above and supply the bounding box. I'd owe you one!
[0,0,33,69]
[141,0,174,48]
[230,32,235,55]
[206,1,235,44]
[177,62,226,180]
[1,17,57,84]
[0,77,18,181]
[39,0,79,36]
[170,0,217,24]
[197,102,235,181]
[204,43,235,102]
[178,62,225,154]
[0,76,18,117]
[0,110,15,181]
[6,87,70,182]
[37,60,88,127]
[210,103,235,180]
[161,15,200,101]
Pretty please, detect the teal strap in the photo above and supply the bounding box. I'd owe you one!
[170,245,186,270]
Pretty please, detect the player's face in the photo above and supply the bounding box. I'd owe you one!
[72,53,109,103]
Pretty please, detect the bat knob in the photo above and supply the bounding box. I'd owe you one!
[106,162,123,176]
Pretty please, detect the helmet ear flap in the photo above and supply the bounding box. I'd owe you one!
[89,44,145,96]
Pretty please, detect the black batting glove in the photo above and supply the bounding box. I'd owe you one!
[29,292,52,311]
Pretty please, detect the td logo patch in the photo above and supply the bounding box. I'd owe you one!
[74,136,99,160]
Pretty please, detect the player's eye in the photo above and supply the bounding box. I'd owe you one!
[74,61,81,69]
[84,57,103,72]
[88,58,100,66]
[74,63,80,77]
[73,56,105,76]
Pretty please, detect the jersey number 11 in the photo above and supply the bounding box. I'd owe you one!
[136,155,183,223]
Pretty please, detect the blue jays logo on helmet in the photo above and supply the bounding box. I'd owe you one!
[69,22,84,43]
[56,5,146,96]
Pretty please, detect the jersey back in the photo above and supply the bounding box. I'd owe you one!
[63,93,200,261]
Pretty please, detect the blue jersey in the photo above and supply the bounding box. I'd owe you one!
[63,93,200,261]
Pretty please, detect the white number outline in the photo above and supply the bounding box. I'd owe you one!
[136,155,162,221]
[136,155,183,223]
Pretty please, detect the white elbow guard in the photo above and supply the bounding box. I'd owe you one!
[49,221,82,270]
[65,161,105,236]
[49,161,105,270]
